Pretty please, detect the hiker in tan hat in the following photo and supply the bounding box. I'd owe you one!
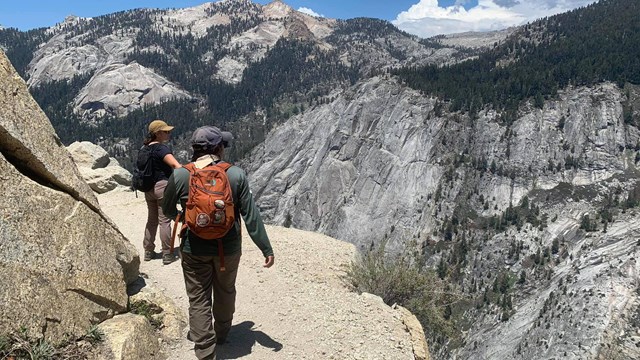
[139,120,182,264]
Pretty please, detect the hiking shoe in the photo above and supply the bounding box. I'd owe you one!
[144,250,156,261]
[162,253,176,265]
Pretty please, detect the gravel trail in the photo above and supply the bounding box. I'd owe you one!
[99,189,415,360]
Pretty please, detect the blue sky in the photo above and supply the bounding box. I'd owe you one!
[0,0,597,38]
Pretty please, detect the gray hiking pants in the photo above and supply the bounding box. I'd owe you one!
[143,180,172,254]
[181,251,241,360]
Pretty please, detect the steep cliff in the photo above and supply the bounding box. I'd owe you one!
[243,75,640,359]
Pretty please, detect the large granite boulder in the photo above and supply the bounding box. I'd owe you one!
[129,286,187,341]
[67,141,132,193]
[67,141,111,169]
[96,314,160,360]
[0,50,139,343]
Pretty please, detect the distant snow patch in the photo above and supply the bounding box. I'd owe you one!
[298,7,324,18]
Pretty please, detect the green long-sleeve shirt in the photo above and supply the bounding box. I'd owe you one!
[162,158,273,258]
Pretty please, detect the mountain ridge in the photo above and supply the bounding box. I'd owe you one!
[0,0,484,165]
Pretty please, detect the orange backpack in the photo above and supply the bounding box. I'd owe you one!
[181,161,235,270]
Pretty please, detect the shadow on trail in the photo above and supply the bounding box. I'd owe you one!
[218,321,283,359]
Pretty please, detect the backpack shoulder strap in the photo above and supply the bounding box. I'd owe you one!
[183,162,197,175]
[136,145,154,171]
[215,161,233,172]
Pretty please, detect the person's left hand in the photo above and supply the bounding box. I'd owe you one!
[264,255,274,268]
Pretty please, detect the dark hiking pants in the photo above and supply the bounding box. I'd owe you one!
[181,251,241,360]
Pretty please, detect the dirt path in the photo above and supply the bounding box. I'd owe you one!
[99,188,415,360]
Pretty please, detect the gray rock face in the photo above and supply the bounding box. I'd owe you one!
[0,50,139,343]
[67,141,132,193]
[244,77,445,250]
[245,76,637,248]
[28,38,102,87]
[243,76,640,359]
[25,14,192,120]
[73,62,191,119]
[28,29,135,88]
[213,20,286,84]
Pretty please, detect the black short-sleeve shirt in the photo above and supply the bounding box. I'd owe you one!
[149,143,173,183]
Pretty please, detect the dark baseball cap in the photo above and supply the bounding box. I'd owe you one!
[191,126,234,148]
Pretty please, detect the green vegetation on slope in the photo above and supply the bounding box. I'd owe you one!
[395,0,640,121]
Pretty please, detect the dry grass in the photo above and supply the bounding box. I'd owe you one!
[345,240,464,349]
[0,326,102,360]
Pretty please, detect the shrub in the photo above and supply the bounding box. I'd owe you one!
[346,241,462,348]
[0,328,55,360]
[85,325,104,344]
[0,335,9,354]
[130,300,164,329]
[0,323,105,359]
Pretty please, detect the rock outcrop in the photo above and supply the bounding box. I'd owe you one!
[67,141,132,193]
[28,25,135,88]
[73,62,191,119]
[394,304,431,360]
[0,50,139,343]
[436,28,514,50]
[97,314,159,360]
[129,285,187,342]
[244,76,448,251]
[67,141,111,169]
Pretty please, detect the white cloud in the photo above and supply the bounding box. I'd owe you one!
[393,0,598,38]
[297,7,324,18]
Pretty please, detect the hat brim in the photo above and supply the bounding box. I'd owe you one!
[161,125,174,132]
[221,131,233,147]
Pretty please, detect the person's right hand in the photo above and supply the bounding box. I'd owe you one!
[263,255,274,268]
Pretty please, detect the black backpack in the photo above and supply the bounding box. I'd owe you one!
[131,145,155,193]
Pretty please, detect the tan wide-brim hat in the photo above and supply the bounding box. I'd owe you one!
[148,120,174,134]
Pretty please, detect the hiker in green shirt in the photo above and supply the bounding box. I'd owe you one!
[162,126,274,360]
